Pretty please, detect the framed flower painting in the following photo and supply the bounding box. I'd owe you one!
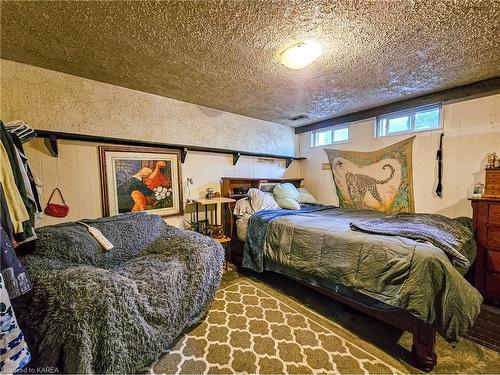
[99,146,183,217]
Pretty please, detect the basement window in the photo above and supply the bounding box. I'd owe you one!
[376,104,442,137]
[311,124,349,147]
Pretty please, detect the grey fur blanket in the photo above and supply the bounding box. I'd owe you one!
[15,212,223,374]
[350,213,476,274]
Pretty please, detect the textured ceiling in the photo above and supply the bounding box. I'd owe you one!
[1,1,500,126]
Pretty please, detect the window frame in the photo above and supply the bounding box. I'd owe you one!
[310,123,350,148]
[375,103,443,138]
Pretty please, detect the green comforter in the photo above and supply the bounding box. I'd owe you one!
[243,205,482,342]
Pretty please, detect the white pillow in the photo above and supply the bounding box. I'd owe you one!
[273,183,301,210]
[248,188,281,212]
[233,198,255,217]
[236,213,252,241]
[297,188,317,204]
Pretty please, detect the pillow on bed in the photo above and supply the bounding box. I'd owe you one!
[236,213,252,241]
[258,182,279,193]
[276,197,300,210]
[297,187,317,204]
[233,198,255,217]
[273,183,301,210]
[248,188,280,211]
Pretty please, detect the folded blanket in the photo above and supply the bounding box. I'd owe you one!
[350,213,475,274]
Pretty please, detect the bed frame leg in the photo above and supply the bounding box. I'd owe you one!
[412,321,437,372]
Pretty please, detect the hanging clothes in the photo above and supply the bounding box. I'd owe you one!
[0,272,31,374]
[0,121,36,243]
[4,121,36,144]
[0,142,29,238]
[10,134,43,225]
[5,122,41,207]
[1,225,32,299]
[0,122,34,373]
[0,184,15,242]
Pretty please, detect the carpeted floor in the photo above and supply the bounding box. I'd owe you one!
[152,268,500,374]
[153,278,406,374]
[465,304,500,353]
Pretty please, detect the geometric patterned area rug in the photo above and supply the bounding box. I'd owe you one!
[152,279,407,374]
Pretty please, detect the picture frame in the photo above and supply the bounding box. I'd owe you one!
[99,146,183,217]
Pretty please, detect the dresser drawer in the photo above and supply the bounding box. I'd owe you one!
[487,250,500,272]
[485,272,500,300]
[486,172,500,184]
[486,170,500,196]
[487,226,500,248]
[489,204,500,225]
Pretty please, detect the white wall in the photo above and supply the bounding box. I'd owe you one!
[0,59,300,227]
[298,93,500,217]
[4,59,498,223]
[0,59,296,155]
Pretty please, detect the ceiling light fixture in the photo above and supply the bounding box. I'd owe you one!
[280,41,323,70]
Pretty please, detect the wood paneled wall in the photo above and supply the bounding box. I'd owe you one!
[25,139,300,227]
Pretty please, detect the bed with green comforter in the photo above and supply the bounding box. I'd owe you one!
[243,204,482,343]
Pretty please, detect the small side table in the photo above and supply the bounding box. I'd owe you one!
[191,197,236,233]
[214,236,232,270]
[191,197,235,268]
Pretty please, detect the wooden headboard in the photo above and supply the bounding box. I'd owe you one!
[221,177,303,200]
[220,177,303,247]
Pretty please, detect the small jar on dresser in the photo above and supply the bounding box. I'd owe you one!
[470,197,500,303]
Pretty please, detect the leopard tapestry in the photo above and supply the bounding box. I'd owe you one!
[325,136,415,213]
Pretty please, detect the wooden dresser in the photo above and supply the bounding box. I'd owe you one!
[470,197,500,303]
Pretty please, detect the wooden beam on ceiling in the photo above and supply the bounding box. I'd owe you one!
[295,76,500,135]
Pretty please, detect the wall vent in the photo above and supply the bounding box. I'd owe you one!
[288,114,308,121]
